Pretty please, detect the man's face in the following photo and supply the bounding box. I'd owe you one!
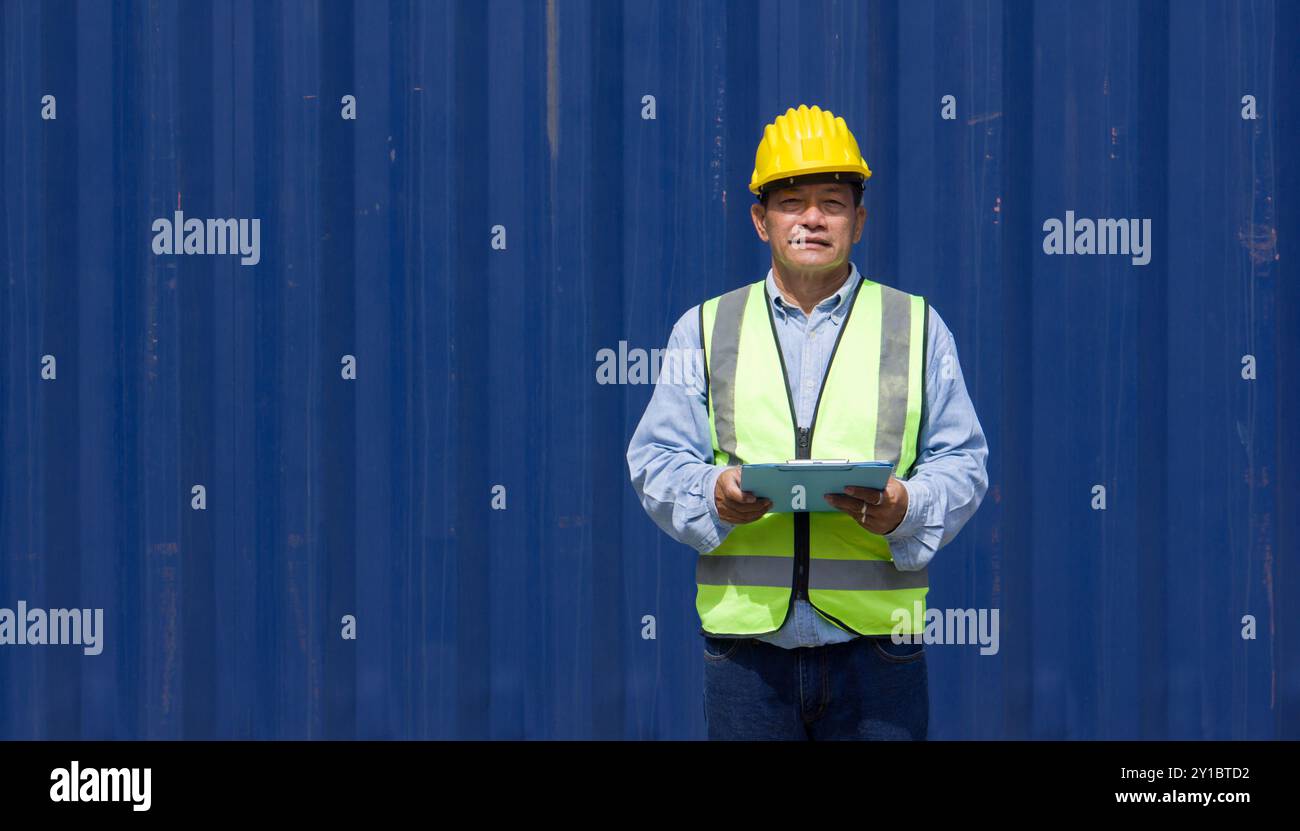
[750,182,866,274]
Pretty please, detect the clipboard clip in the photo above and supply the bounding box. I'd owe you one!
[783,459,850,464]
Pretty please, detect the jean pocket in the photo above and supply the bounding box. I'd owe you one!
[870,636,926,663]
[703,635,744,662]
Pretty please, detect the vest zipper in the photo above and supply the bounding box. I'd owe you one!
[797,414,855,634]
[794,427,811,600]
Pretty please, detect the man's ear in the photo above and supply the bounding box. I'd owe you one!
[751,203,770,242]
[851,204,867,243]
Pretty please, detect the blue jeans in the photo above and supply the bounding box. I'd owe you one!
[702,633,929,740]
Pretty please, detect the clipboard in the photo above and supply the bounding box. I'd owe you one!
[740,460,895,513]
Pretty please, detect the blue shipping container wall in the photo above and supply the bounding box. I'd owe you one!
[1,0,1298,739]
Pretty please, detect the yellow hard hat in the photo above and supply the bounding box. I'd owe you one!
[749,104,873,196]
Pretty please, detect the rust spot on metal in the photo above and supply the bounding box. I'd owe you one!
[1237,223,1277,265]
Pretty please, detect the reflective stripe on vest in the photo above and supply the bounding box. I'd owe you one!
[698,274,928,636]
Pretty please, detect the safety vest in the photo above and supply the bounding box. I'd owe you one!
[697,272,929,637]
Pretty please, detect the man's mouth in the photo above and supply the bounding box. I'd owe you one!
[795,238,830,248]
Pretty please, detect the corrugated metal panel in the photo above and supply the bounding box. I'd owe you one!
[0,0,1296,739]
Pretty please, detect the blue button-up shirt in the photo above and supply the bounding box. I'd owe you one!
[626,262,989,649]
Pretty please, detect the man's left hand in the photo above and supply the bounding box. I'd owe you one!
[823,476,908,535]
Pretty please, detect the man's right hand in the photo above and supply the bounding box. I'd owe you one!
[713,467,772,525]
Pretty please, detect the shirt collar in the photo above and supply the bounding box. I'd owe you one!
[766,262,861,321]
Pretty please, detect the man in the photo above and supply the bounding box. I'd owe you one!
[627,104,988,740]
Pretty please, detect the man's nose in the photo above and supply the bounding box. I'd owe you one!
[798,205,827,228]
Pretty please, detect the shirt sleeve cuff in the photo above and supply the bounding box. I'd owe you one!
[883,477,926,540]
[700,465,734,551]
[884,478,947,571]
